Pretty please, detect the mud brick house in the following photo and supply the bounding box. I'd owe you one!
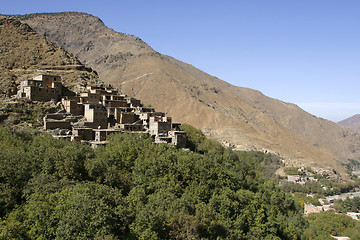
[17,73,187,148]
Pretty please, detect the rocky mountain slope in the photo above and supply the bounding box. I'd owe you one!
[338,114,360,132]
[7,12,360,174]
[0,16,100,95]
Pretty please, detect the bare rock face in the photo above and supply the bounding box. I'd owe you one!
[0,16,100,94]
[8,12,360,175]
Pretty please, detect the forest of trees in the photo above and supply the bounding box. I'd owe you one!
[0,124,358,239]
[305,211,360,239]
[334,196,360,213]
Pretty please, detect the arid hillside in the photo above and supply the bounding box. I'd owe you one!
[8,12,360,174]
[0,16,100,94]
[338,114,360,132]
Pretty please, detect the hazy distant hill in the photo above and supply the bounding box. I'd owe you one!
[0,15,99,94]
[338,114,360,132]
[8,12,360,175]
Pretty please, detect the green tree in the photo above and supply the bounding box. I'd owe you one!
[0,127,32,217]
[6,182,131,239]
[181,124,224,154]
[28,134,93,180]
[305,211,360,239]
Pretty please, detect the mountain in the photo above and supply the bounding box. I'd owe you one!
[338,114,360,132]
[7,12,360,176]
[0,15,100,95]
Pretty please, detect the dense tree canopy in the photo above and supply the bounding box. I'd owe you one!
[304,211,360,240]
[0,125,348,239]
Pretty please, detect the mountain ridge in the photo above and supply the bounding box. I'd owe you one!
[0,15,100,94]
[338,114,360,132]
[6,12,360,175]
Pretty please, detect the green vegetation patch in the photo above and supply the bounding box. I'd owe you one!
[333,196,360,213]
[0,126,307,239]
[1,124,357,239]
[304,211,360,240]
[284,167,305,176]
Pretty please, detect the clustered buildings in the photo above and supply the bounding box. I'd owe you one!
[17,74,186,148]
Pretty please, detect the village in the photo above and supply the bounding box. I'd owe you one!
[17,73,187,148]
[283,168,360,221]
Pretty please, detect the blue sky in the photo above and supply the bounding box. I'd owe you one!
[2,1,360,121]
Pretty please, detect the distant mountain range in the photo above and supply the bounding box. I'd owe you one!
[2,12,360,178]
[338,114,360,132]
